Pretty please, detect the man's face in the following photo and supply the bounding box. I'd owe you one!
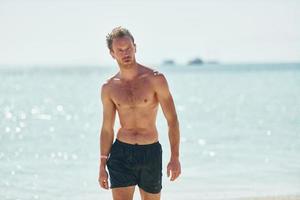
[110,36,136,66]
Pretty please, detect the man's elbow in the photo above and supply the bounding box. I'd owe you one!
[100,127,114,136]
[167,116,179,129]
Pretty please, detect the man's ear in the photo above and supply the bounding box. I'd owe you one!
[109,50,115,59]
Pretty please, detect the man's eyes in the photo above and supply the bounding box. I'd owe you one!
[118,48,131,52]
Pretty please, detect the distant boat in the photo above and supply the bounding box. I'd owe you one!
[188,58,203,65]
[162,59,175,65]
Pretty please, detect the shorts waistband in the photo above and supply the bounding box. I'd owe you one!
[114,139,160,148]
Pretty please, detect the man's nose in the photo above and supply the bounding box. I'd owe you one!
[123,52,130,57]
[124,48,131,54]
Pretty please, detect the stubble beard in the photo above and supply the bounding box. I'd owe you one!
[118,57,136,69]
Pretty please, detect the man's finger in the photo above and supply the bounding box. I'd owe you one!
[103,179,109,189]
[170,171,175,181]
[167,166,171,177]
[98,179,102,188]
[170,170,179,181]
[99,179,108,189]
[103,180,108,189]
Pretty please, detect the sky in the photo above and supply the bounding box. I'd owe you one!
[0,0,300,66]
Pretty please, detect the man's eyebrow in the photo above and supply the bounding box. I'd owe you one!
[117,47,130,50]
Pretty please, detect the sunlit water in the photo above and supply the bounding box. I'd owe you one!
[1,63,300,200]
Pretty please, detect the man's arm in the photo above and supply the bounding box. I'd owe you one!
[98,82,116,189]
[153,72,181,181]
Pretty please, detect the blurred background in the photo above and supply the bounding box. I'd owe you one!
[0,0,300,200]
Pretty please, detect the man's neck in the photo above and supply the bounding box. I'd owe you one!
[118,62,140,81]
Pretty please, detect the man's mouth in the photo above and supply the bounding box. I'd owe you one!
[123,57,131,61]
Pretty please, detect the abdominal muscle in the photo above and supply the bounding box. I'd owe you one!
[115,108,159,145]
[116,127,159,145]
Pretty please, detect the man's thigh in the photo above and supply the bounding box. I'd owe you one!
[139,187,161,200]
[112,186,136,200]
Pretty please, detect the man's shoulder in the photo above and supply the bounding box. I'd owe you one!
[139,66,168,93]
[100,74,118,92]
[140,65,166,82]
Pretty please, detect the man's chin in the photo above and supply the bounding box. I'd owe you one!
[122,61,134,66]
[117,59,135,67]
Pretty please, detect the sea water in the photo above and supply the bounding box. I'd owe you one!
[0,63,299,200]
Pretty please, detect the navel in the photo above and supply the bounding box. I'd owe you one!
[144,99,148,103]
[129,105,135,109]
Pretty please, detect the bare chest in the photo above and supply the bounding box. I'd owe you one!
[111,80,156,108]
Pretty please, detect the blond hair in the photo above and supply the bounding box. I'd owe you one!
[106,26,135,51]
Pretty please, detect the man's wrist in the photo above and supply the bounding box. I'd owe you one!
[100,154,109,167]
[100,161,107,168]
[170,154,179,160]
[100,155,108,159]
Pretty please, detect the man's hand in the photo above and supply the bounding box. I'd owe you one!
[98,166,109,189]
[167,157,181,181]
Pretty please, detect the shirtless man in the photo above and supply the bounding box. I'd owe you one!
[98,27,181,200]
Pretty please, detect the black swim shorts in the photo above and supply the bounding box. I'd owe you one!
[107,139,162,194]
